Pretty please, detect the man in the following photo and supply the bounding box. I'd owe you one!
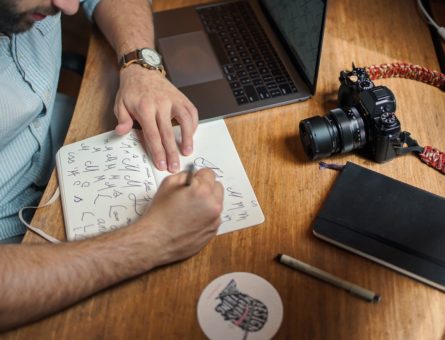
[0,0,224,331]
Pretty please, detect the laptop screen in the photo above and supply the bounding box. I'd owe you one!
[260,0,327,94]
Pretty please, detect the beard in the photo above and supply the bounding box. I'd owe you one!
[0,0,59,34]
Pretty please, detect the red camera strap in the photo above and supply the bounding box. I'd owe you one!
[419,147,445,174]
[363,62,445,175]
[365,62,445,90]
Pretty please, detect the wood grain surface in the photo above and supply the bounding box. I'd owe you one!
[4,0,445,339]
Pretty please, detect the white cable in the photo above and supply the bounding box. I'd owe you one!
[417,0,445,40]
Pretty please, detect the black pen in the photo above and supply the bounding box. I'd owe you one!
[276,254,381,303]
[185,164,195,186]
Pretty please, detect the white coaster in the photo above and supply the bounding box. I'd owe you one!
[197,272,283,340]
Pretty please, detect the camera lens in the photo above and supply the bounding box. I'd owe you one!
[299,106,366,160]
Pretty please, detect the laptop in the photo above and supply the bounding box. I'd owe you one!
[153,0,328,121]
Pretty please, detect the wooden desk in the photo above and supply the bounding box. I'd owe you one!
[6,0,445,339]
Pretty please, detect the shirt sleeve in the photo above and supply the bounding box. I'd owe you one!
[80,0,101,21]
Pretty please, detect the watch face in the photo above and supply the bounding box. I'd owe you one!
[141,48,161,67]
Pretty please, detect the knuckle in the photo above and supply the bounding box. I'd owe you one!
[214,216,222,227]
[212,201,224,216]
[137,98,152,114]
[163,175,176,186]
[157,97,172,110]
[193,181,212,198]
[159,126,174,140]
[188,104,198,117]
[166,149,178,160]
[149,146,164,161]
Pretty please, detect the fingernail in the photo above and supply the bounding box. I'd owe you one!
[170,162,179,172]
[183,146,193,155]
[158,160,167,171]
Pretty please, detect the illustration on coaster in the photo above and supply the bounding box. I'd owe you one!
[197,272,283,340]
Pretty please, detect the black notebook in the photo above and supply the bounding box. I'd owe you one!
[313,162,445,291]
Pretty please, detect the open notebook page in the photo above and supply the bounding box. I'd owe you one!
[56,119,264,241]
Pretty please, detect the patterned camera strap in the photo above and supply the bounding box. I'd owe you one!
[365,62,445,174]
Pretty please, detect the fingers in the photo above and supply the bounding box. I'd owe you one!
[174,101,198,156]
[170,168,223,198]
[157,102,180,173]
[175,110,194,156]
[168,167,215,187]
[193,168,225,205]
[114,100,134,135]
[116,98,197,174]
[140,108,168,171]
[117,68,199,173]
[193,167,217,185]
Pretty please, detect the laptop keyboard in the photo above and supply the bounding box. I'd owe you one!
[197,1,298,105]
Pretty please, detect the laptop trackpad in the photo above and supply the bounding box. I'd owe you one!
[158,31,224,88]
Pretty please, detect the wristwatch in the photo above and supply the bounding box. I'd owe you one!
[119,48,166,76]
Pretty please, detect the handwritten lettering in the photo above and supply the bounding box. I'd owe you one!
[109,205,127,221]
[73,180,90,188]
[104,163,116,171]
[194,157,224,178]
[106,154,118,162]
[73,195,83,203]
[78,143,90,151]
[67,167,80,177]
[112,189,124,198]
[128,193,147,216]
[98,182,117,192]
[128,133,142,145]
[122,175,142,188]
[67,152,76,164]
[94,194,112,204]
[144,180,155,193]
[236,211,249,221]
[83,161,100,172]
[119,158,140,172]
[221,215,232,224]
[94,175,106,182]
[81,211,95,221]
[227,187,243,198]
[228,201,245,211]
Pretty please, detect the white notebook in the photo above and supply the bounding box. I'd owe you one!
[56,120,265,241]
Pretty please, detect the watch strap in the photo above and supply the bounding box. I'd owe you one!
[119,50,141,68]
[119,48,166,76]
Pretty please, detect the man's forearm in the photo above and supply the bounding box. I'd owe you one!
[93,0,156,60]
[0,223,159,331]
[0,169,222,331]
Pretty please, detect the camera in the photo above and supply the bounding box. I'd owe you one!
[299,65,402,163]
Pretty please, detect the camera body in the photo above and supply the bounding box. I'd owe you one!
[299,66,402,163]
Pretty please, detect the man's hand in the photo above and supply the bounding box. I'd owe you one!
[135,168,224,267]
[115,65,198,173]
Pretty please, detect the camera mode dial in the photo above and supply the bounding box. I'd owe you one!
[381,112,396,124]
[358,79,373,91]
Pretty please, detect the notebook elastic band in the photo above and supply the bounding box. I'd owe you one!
[18,188,62,244]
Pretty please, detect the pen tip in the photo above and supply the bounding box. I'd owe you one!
[275,254,283,262]
[372,294,381,303]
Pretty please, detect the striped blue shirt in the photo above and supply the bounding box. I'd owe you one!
[0,0,100,240]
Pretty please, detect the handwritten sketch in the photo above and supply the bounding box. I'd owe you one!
[56,120,264,241]
[193,157,224,178]
[215,279,268,339]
